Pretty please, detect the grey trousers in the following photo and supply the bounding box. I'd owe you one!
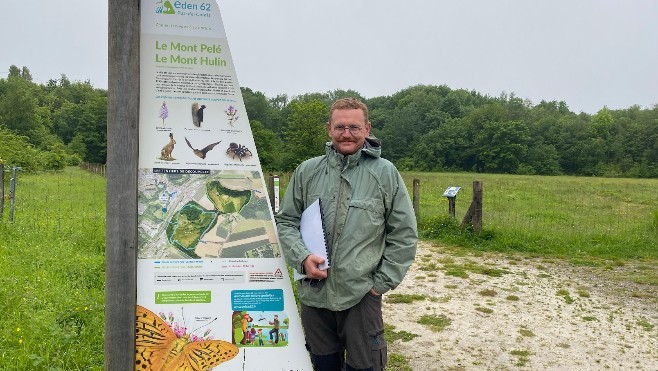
[301,292,387,371]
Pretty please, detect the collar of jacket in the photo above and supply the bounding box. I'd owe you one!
[324,136,382,170]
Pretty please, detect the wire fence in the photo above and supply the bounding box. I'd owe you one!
[0,166,106,240]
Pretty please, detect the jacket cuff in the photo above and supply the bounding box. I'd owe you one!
[299,254,311,274]
[373,283,390,296]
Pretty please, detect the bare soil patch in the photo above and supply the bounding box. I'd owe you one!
[384,241,658,370]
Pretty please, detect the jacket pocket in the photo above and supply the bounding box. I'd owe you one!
[349,198,385,226]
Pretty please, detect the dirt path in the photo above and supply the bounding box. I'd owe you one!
[383,241,658,370]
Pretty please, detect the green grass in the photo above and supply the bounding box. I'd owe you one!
[0,168,105,369]
[510,349,532,366]
[387,353,413,371]
[277,171,658,263]
[1,168,657,368]
[400,171,658,261]
[556,289,575,304]
[478,289,497,297]
[386,293,427,304]
[519,327,535,337]
[475,306,494,314]
[384,323,419,343]
[637,318,655,331]
[417,314,452,332]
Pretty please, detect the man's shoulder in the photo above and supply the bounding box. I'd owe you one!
[295,155,327,172]
[364,155,401,175]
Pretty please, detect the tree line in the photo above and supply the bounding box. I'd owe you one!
[0,65,107,169]
[1,65,657,178]
[245,86,658,178]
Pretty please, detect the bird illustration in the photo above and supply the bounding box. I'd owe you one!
[185,137,221,159]
[192,103,206,127]
[197,105,206,123]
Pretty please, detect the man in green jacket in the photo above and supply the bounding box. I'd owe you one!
[276,98,418,371]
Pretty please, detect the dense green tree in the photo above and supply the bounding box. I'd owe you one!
[7,65,21,78]
[413,118,472,171]
[327,89,367,105]
[521,144,562,175]
[250,120,282,170]
[73,95,107,163]
[280,99,328,170]
[241,87,269,124]
[475,120,530,173]
[377,104,423,162]
[0,125,40,170]
[2,64,658,177]
[0,76,40,136]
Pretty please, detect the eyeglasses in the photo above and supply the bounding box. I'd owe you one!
[332,125,363,134]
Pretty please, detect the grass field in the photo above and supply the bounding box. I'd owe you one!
[0,167,656,369]
[0,168,105,369]
[397,172,658,262]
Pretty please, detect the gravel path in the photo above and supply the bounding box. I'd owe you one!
[383,241,658,370]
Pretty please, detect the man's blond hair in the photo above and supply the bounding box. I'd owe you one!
[329,98,369,123]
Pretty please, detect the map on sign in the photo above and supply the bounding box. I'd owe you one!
[138,169,279,260]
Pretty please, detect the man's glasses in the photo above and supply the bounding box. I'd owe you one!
[332,125,363,134]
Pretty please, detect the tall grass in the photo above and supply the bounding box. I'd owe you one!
[274,171,658,260]
[0,168,656,369]
[0,168,105,369]
[400,172,658,261]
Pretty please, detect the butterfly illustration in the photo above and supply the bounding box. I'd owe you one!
[135,305,239,371]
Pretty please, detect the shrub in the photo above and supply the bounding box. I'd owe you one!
[418,215,461,239]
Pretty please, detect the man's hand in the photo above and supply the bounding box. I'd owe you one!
[303,254,328,279]
[369,288,381,296]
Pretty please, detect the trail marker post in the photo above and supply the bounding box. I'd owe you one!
[442,186,461,218]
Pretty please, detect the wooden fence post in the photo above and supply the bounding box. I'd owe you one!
[105,0,140,369]
[412,178,420,220]
[461,181,483,232]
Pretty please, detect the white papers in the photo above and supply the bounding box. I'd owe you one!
[294,199,329,280]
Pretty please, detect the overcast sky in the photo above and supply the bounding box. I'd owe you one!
[1,0,656,114]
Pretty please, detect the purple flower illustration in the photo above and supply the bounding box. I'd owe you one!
[224,105,240,126]
[159,102,169,124]
[159,309,215,342]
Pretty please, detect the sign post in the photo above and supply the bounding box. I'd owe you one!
[106,0,140,368]
[132,1,312,370]
[443,186,461,218]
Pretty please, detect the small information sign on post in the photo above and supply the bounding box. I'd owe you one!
[269,174,280,214]
[443,186,461,218]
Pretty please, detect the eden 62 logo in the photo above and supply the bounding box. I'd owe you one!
[156,1,212,15]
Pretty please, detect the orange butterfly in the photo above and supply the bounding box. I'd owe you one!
[135,305,239,371]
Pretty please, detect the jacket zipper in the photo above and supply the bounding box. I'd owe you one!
[330,157,347,263]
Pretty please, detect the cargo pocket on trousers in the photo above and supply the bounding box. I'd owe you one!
[364,293,387,370]
[367,328,387,370]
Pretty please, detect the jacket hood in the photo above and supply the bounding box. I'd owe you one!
[363,135,382,157]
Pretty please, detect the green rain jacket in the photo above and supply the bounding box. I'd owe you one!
[275,137,418,311]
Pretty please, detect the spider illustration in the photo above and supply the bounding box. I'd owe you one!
[226,143,252,162]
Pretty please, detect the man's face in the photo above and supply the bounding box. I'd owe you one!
[326,108,371,156]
